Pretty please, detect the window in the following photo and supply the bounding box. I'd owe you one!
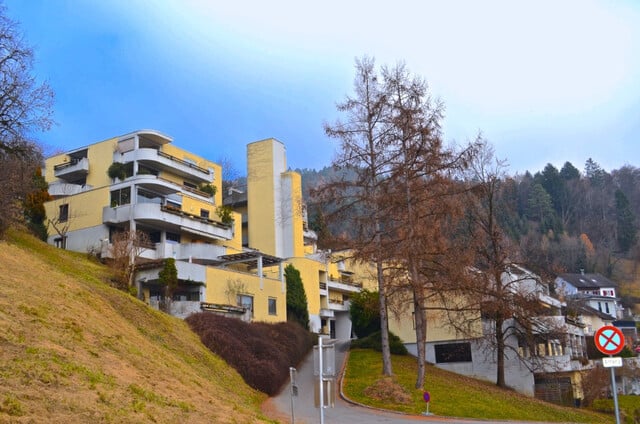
[200,209,210,219]
[605,303,610,314]
[268,298,277,315]
[434,342,472,363]
[237,294,254,317]
[166,232,180,243]
[110,187,131,206]
[59,204,69,222]
[137,188,162,204]
[183,181,197,189]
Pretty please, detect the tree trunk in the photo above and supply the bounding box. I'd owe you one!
[376,258,393,376]
[413,284,426,389]
[495,315,506,387]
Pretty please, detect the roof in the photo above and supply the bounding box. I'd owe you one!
[557,273,617,289]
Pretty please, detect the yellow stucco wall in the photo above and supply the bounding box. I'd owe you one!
[44,137,117,188]
[87,139,118,187]
[225,211,243,252]
[282,171,304,257]
[205,267,285,323]
[44,187,110,233]
[247,139,278,255]
[286,257,322,316]
[388,290,483,344]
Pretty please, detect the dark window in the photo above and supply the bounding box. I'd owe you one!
[149,231,161,244]
[268,298,277,315]
[434,342,472,363]
[59,204,69,222]
[183,181,197,189]
[200,209,210,219]
[166,232,180,243]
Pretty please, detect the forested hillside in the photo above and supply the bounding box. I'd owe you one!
[298,158,640,288]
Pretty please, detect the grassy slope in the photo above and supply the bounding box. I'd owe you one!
[345,349,614,423]
[0,230,274,423]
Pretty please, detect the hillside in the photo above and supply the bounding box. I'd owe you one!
[0,230,274,423]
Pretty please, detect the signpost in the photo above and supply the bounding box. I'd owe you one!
[594,325,624,424]
[422,391,432,416]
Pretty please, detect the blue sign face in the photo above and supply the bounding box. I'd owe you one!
[423,391,430,403]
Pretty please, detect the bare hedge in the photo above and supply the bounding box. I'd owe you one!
[186,313,314,395]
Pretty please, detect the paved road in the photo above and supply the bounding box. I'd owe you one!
[263,340,551,424]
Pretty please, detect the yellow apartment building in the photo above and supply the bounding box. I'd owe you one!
[42,130,375,336]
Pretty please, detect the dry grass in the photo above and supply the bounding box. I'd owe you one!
[363,377,412,405]
[0,229,275,423]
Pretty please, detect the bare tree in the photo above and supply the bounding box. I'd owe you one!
[0,146,41,235]
[0,5,54,237]
[108,230,150,294]
[0,6,53,153]
[452,138,569,388]
[379,62,477,388]
[315,56,395,376]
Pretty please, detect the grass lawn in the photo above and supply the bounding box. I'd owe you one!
[343,349,615,423]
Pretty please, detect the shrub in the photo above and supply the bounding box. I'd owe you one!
[186,313,314,395]
[351,330,408,355]
[349,289,380,338]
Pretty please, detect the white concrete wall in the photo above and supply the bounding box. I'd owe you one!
[48,225,109,253]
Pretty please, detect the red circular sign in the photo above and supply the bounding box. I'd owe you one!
[594,325,625,355]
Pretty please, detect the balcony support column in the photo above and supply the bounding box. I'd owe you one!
[279,262,284,293]
[258,255,263,290]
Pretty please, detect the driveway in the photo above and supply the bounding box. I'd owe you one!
[262,340,551,424]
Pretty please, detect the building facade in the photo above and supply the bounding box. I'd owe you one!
[43,130,376,332]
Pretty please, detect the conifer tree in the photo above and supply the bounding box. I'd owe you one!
[285,264,309,330]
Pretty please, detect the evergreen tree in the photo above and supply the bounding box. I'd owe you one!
[285,264,309,330]
[158,258,178,309]
[615,189,637,253]
[23,167,51,240]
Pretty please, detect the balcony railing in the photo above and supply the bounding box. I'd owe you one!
[157,150,210,174]
[53,157,89,180]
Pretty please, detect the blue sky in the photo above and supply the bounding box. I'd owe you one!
[5,0,640,177]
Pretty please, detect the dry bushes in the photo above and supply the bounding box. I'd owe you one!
[186,313,314,396]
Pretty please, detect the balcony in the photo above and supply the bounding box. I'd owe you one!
[103,203,232,241]
[47,181,92,197]
[327,299,350,312]
[326,278,362,294]
[121,148,212,183]
[54,157,89,181]
[320,308,334,318]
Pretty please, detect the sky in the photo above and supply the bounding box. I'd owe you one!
[5,0,640,177]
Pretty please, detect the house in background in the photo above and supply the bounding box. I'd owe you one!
[554,272,621,319]
[389,265,591,403]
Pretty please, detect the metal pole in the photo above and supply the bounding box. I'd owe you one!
[289,367,295,424]
[319,336,324,424]
[610,366,621,424]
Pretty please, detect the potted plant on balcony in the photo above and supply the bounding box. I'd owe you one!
[107,162,127,181]
[198,183,217,198]
[216,205,233,225]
